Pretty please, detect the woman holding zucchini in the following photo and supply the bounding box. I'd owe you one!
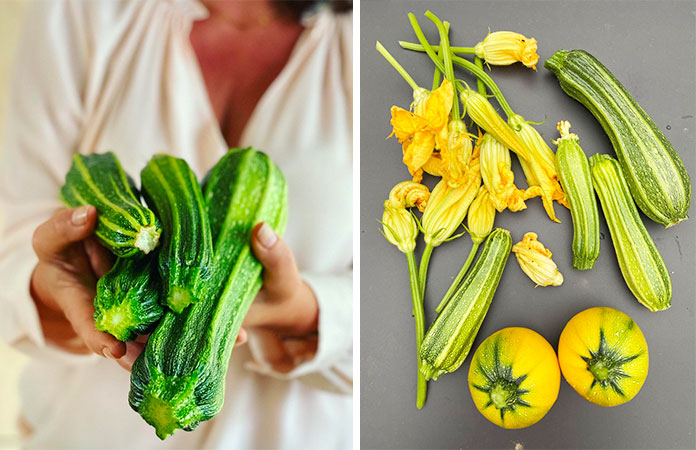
[0,1,352,448]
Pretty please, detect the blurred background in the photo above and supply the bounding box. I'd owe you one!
[0,2,29,449]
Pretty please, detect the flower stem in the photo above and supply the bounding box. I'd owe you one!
[418,244,434,301]
[431,21,449,91]
[425,12,459,119]
[435,241,480,314]
[375,41,419,91]
[451,54,515,118]
[407,14,447,76]
[407,251,427,409]
[399,40,477,55]
[475,57,486,96]
[401,22,515,119]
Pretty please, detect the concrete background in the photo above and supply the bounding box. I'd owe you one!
[360,1,696,449]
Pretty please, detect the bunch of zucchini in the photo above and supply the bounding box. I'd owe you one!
[61,148,288,439]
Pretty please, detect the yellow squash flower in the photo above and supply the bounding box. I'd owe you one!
[427,119,474,187]
[512,232,564,287]
[508,114,569,222]
[467,188,496,244]
[390,80,454,182]
[421,156,481,247]
[381,181,431,253]
[480,132,541,212]
[474,31,540,70]
[460,89,530,161]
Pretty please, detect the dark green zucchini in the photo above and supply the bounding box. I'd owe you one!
[94,256,163,342]
[545,50,691,227]
[129,148,288,439]
[60,152,161,257]
[140,155,213,313]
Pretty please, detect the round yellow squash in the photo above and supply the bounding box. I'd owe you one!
[468,327,560,429]
[558,306,649,407]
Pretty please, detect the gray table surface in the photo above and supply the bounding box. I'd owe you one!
[359,1,696,449]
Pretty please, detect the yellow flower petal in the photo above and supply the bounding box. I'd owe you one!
[467,188,495,244]
[509,114,569,222]
[382,201,418,254]
[388,180,430,212]
[512,232,564,287]
[474,31,540,70]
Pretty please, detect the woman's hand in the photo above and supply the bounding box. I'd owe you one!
[240,223,320,372]
[30,206,143,369]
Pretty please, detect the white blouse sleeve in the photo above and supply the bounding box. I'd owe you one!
[245,270,353,394]
[0,1,90,349]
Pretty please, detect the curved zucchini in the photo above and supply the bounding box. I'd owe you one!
[60,152,161,257]
[589,154,671,311]
[419,228,512,381]
[129,148,288,439]
[94,256,163,342]
[141,155,213,313]
[545,50,691,227]
[554,121,600,270]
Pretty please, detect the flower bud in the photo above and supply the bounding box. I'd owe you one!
[474,31,539,70]
[467,188,495,244]
[382,201,418,253]
[512,232,564,287]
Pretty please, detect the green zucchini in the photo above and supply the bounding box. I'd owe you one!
[554,121,600,270]
[94,256,163,342]
[129,148,288,439]
[589,154,672,311]
[419,228,512,381]
[60,152,161,257]
[140,155,213,313]
[545,50,691,227]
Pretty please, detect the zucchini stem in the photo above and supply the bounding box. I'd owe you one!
[435,241,480,314]
[418,244,434,301]
[399,40,477,55]
[375,41,420,91]
[407,251,427,409]
[474,57,486,96]
[425,11,459,118]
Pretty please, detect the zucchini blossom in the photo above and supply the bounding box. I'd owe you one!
[381,181,430,253]
[474,31,539,70]
[390,80,454,182]
[480,132,541,212]
[508,114,569,222]
[459,88,530,160]
[467,188,496,244]
[425,119,474,187]
[421,153,481,247]
[512,232,564,287]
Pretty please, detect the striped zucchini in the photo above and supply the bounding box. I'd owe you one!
[589,154,672,311]
[545,50,691,227]
[60,152,161,257]
[129,148,288,439]
[94,256,163,342]
[554,121,600,270]
[419,228,512,381]
[141,155,213,313]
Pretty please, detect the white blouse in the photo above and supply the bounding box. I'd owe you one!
[0,1,352,448]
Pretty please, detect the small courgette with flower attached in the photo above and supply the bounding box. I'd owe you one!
[545,49,691,227]
[469,327,560,428]
[590,154,671,311]
[419,228,511,381]
[558,307,649,407]
[554,121,600,270]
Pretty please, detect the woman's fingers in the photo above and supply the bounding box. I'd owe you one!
[56,283,126,359]
[32,206,97,262]
[235,327,248,346]
[114,341,145,371]
[250,222,300,300]
[84,237,114,278]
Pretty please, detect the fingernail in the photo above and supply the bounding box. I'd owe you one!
[257,223,277,249]
[102,347,115,359]
[72,206,90,225]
